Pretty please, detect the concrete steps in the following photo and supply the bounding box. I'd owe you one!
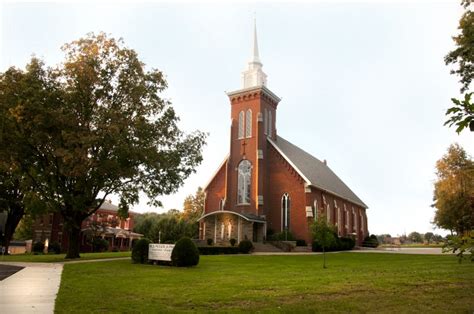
[293,246,312,252]
[252,242,284,252]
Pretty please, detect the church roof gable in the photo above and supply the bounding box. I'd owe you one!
[203,155,229,191]
[269,136,368,208]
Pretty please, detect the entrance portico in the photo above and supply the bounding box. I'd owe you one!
[198,211,265,244]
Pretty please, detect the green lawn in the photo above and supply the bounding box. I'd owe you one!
[381,243,444,248]
[55,253,474,313]
[0,251,130,263]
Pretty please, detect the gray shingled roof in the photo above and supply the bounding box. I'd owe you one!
[99,201,119,211]
[269,136,368,208]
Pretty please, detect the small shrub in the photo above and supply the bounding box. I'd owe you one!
[48,242,61,254]
[362,235,379,248]
[132,238,150,264]
[33,241,44,254]
[296,239,306,246]
[171,237,200,267]
[112,247,119,252]
[230,238,237,247]
[207,238,213,246]
[268,231,295,241]
[92,238,109,252]
[238,240,254,254]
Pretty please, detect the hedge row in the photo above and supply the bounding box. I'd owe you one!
[198,246,240,255]
[362,235,379,248]
[312,236,355,252]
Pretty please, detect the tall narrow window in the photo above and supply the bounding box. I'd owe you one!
[268,110,273,136]
[237,160,251,204]
[221,222,225,239]
[326,204,330,223]
[264,109,268,135]
[281,193,291,231]
[238,111,244,139]
[219,198,225,211]
[245,109,252,138]
[352,207,357,233]
[313,200,318,221]
[344,204,349,229]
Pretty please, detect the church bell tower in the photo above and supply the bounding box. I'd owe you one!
[225,19,281,218]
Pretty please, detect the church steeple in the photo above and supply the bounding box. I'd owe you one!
[250,20,261,64]
[242,18,267,88]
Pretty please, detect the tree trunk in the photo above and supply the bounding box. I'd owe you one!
[323,246,326,269]
[65,223,81,259]
[2,205,25,255]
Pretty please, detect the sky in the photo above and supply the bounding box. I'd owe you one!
[1,0,472,237]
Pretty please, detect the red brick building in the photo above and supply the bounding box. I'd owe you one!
[33,200,142,252]
[198,23,369,245]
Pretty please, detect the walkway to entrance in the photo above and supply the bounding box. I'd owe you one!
[0,262,63,313]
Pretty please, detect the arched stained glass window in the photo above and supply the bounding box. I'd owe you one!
[245,109,252,138]
[238,111,244,139]
[237,160,251,204]
[281,193,291,231]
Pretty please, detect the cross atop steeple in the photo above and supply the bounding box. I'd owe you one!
[241,18,267,88]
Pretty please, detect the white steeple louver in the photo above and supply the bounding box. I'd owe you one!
[241,18,267,88]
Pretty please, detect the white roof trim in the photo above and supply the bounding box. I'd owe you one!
[267,137,312,185]
[203,155,229,191]
[197,210,264,223]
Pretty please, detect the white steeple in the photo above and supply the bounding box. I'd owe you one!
[242,18,267,88]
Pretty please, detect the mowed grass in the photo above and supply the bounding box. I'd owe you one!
[55,253,474,313]
[0,251,130,263]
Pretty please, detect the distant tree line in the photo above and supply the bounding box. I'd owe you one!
[374,232,445,245]
[133,187,205,243]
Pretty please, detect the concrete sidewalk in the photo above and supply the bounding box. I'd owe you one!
[0,262,63,314]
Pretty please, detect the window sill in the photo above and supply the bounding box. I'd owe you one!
[236,203,250,206]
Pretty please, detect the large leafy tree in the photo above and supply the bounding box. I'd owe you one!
[0,33,206,258]
[0,168,30,254]
[0,114,46,253]
[408,231,423,243]
[433,144,474,235]
[182,186,205,223]
[444,1,474,133]
[424,232,434,244]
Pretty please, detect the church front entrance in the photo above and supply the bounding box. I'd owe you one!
[198,210,266,245]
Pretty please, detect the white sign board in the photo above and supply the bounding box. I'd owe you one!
[148,243,175,262]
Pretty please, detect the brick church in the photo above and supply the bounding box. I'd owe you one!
[198,23,369,245]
